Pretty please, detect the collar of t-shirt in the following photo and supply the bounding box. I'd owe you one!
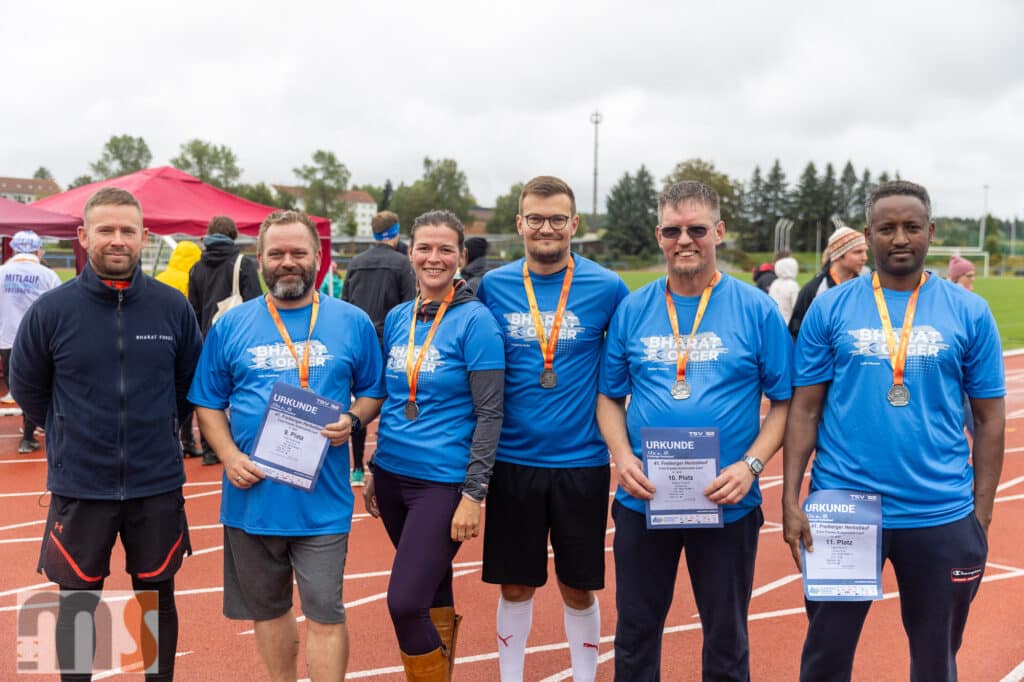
[101,278,132,290]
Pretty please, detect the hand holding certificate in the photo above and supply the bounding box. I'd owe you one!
[801,489,883,601]
[249,382,343,491]
[641,427,723,529]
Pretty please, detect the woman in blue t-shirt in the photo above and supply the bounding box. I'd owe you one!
[364,209,505,679]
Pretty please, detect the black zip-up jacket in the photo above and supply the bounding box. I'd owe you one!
[11,263,203,500]
[788,266,840,339]
[342,243,416,341]
[187,239,262,338]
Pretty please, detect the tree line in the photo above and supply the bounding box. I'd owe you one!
[31,135,1016,258]
[32,135,478,238]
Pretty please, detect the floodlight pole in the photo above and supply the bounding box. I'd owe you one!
[591,111,602,219]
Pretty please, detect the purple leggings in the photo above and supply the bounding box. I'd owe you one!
[374,465,463,655]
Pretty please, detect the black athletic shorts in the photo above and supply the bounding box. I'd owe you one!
[37,490,191,588]
[482,460,610,590]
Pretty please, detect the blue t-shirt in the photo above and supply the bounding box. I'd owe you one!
[599,273,793,522]
[793,273,1005,528]
[187,296,385,536]
[374,298,505,484]
[477,254,629,468]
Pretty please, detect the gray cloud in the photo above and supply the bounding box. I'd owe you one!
[3,0,1022,219]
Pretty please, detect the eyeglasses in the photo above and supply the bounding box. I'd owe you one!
[658,225,710,240]
[524,214,571,230]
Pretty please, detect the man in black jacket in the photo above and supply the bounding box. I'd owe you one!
[341,210,416,484]
[187,215,263,464]
[11,187,203,681]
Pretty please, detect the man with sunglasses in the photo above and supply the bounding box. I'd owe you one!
[597,181,792,680]
[476,176,628,681]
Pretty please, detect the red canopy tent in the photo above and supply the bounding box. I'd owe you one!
[32,166,333,283]
[0,197,81,262]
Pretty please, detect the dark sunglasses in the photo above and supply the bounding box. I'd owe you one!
[658,225,709,240]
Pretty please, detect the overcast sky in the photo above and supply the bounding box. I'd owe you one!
[4,0,1022,220]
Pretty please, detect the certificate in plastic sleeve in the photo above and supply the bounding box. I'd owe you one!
[801,489,883,601]
[250,381,342,491]
[641,427,722,529]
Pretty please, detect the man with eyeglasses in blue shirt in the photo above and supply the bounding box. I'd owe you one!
[477,176,628,681]
[597,180,792,681]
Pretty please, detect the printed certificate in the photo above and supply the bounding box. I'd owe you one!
[801,489,883,601]
[641,427,722,529]
[250,381,342,491]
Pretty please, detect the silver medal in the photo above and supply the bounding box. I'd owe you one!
[404,401,420,420]
[539,368,558,389]
[887,384,910,407]
[671,380,691,400]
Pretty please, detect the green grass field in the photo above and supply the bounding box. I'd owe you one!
[618,269,1024,350]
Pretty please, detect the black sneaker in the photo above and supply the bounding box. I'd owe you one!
[182,441,204,458]
[18,439,41,454]
[201,451,220,466]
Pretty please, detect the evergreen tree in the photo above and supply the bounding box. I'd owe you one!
[604,166,659,257]
[740,165,771,251]
[853,169,873,225]
[763,159,790,248]
[818,162,838,226]
[837,161,859,225]
[792,162,820,251]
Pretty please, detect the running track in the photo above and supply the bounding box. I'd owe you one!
[1,355,1023,680]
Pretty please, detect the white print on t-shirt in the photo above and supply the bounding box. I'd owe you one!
[847,325,949,359]
[640,332,728,364]
[386,344,444,373]
[503,310,583,342]
[248,340,333,372]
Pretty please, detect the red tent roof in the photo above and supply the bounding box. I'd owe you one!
[32,166,330,237]
[33,167,333,281]
[0,197,79,237]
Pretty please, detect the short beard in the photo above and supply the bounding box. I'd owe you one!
[527,244,569,265]
[669,261,706,279]
[264,266,315,301]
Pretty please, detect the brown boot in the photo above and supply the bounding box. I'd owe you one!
[400,647,447,681]
[429,607,462,681]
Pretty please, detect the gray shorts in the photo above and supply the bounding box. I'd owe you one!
[223,526,348,624]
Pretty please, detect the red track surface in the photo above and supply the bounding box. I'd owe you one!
[1,355,1023,680]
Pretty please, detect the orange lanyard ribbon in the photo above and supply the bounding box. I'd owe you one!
[871,272,926,400]
[405,286,456,408]
[522,257,574,387]
[265,291,320,390]
[665,272,720,390]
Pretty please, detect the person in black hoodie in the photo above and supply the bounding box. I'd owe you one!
[341,210,416,485]
[187,215,263,464]
[461,236,489,292]
[11,187,202,681]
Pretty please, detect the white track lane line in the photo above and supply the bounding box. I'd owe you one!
[1001,659,1024,682]
[997,475,1024,492]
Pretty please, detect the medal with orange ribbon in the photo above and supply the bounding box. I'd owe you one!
[404,286,456,419]
[871,272,927,407]
[665,272,720,400]
[522,258,574,389]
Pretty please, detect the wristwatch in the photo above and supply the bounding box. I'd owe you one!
[743,455,764,477]
[345,411,362,433]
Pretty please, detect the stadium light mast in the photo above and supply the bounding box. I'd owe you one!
[591,111,603,218]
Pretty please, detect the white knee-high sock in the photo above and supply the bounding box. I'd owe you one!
[563,597,600,682]
[496,596,533,682]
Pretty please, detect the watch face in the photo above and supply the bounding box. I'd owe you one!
[746,457,764,474]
